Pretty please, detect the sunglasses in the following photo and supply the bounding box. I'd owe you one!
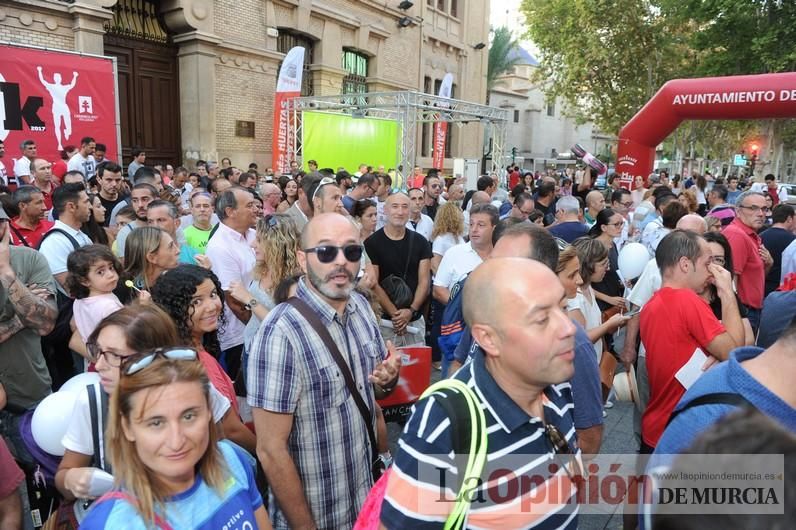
[312,177,337,202]
[121,348,198,376]
[545,423,584,479]
[259,214,279,230]
[304,244,364,263]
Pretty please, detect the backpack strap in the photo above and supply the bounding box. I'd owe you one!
[87,385,112,473]
[420,379,488,530]
[94,491,174,530]
[37,227,81,251]
[666,392,753,427]
[8,223,31,247]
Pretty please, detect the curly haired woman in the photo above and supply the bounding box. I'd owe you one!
[151,265,256,453]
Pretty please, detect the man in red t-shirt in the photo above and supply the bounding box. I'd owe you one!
[639,230,745,451]
[9,186,53,248]
[722,191,772,330]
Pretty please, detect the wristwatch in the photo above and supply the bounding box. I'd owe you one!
[244,299,258,310]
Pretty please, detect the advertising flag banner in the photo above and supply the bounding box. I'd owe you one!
[431,73,454,172]
[0,43,120,184]
[272,46,305,175]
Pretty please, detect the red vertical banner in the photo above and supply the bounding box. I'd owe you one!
[0,43,120,166]
[271,47,305,175]
[431,73,453,171]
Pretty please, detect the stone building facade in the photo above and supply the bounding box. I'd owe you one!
[489,46,615,173]
[0,0,489,172]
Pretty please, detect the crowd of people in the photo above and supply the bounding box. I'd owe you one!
[0,135,794,530]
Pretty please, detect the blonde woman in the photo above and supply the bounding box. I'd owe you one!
[228,214,302,353]
[123,226,179,292]
[430,201,465,275]
[80,352,271,529]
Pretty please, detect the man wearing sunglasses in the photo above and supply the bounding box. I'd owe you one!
[421,174,446,221]
[249,212,400,530]
[382,258,580,528]
[341,173,377,215]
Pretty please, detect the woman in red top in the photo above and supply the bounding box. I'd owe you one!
[151,264,256,452]
[51,145,76,184]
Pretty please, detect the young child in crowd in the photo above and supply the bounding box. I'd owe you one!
[65,245,124,368]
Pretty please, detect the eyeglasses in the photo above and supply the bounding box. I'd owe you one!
[304,244,364,263]
[606,221,624,227]
[738,205,771,214]
[711,255,726,265]
[121,348,198,376]
[87,342,126,367]
[312,177,336,202]
[619,201,634,208]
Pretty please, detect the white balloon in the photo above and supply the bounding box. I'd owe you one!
[59,372,100,395]
[618,242,651,281]
[31,391,78,456]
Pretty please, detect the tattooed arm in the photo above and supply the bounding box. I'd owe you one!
[0,274,56,336]
[0,222,57,339]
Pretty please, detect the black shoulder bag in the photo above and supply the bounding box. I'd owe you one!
[285,297,384,482]
[379,231,414,309]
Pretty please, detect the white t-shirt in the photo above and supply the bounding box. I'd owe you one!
[406,214,434,241]
[432,233,465,257]
[567,285,603,359]
[626,258,662,359]
[434,242,483,291]
[62,381,231,457]
[13,156,31,184]
[67,152,97,180]
[38,220,93,276]
[0,160,7,186]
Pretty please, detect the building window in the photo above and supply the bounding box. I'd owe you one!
[450,0,458,17]
[277,30,315,96]
[342,49,368,95]
[437,0,445,10]
[513,110,520,123]
[546,102,555,117]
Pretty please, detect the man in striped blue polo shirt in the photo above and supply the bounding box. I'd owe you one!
[381,257,580,529]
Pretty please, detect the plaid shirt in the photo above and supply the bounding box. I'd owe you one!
[247,278,385,529]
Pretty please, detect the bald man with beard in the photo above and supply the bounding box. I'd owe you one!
[249,213,400,530]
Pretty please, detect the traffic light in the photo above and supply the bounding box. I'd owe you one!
[511,146,517,162]
[750,143,759,158]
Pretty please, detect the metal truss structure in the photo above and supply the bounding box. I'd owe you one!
[285,91,508,180]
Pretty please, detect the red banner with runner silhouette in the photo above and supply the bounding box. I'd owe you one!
[0,43,119,170]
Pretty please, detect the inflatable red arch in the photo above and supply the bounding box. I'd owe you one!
[616,72,796,185]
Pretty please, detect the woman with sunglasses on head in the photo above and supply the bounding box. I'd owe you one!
[151,265,257,453]
[702,232,755,345]
[80,350,272,530]
[589,208,628,311]
[55,305,234,505]
[223,214,302,354]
